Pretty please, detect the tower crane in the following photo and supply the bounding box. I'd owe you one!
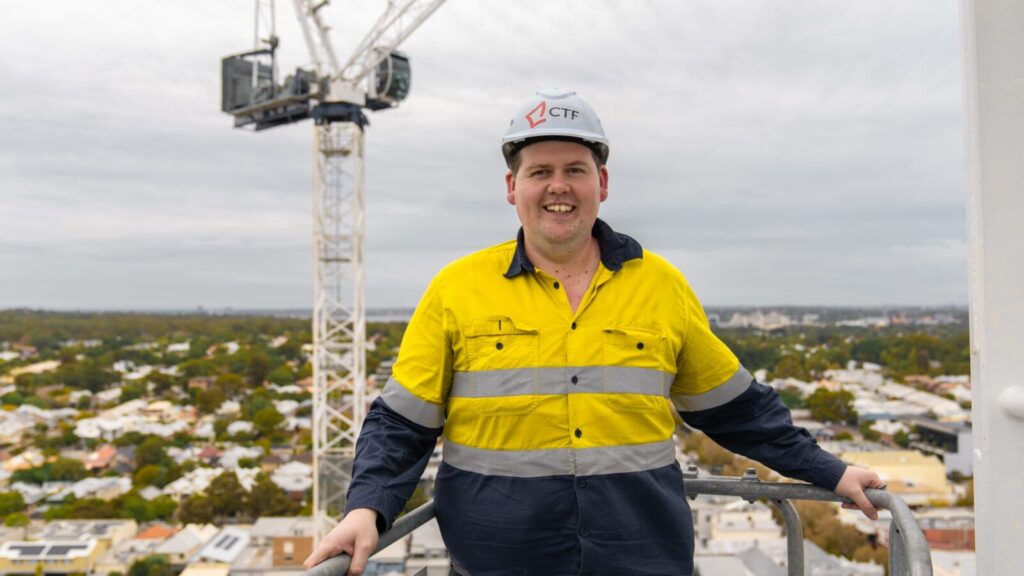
[220,0,447,543]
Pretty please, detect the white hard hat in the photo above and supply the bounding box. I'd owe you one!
[501,89,609,166]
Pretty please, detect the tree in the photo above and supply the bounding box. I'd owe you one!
[206,470,246,519]
[136,436,169,469]
[253,406,285,436]
[0,492,26,516]
[894,429,911,448]
[267,365,294,387]
[247,473,300,518]
[128,555,175,576]
[858,421,881,442]
[248,350,271,386]
[778,387,806,409]
[807,388,857,425]
[4,512,29,528]
[216,373,246,398]
[176,495,214,524]
[196,386,226,415]
[133,465,164,488]
[49,457,87,482]
[771,353,809,381]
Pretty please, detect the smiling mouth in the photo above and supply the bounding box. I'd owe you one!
[544,204,575,213]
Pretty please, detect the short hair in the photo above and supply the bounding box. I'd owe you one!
[507,137,605,176]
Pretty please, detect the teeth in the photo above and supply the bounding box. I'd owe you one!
[545,205,573,213]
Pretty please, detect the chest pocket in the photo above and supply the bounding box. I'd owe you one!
[602,326,671,414]
[463,316,540,416]
[602,326,669,371]
[464,316,540,372]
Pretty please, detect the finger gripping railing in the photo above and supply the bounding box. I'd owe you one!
[302,471,932,576]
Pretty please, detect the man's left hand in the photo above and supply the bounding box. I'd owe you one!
[833,465,886,520]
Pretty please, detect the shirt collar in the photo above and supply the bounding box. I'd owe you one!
[504,218,643,278]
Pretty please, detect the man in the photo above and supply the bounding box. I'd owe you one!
[305,89,883,576]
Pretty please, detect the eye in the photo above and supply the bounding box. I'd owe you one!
[530,169,548,177]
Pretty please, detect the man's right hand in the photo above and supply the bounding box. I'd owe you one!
[303,508,380,575]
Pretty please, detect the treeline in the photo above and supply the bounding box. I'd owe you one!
[719,326,969,382]
[0,309,309,353]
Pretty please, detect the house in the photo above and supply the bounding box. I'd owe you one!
[3,448,45,472]
[167,342,191,354]
[911,419,974,476]
[249,516,314,568]
[271,461,313,495]
[195,526,251,564]
[227,420,254,436]
[85,444,118,470]
[188,376,217,392]
[839,450,953,506]
[0,540,101,575]
[155,524,219,566]
[94,538,164,575]
[137,524,177,540]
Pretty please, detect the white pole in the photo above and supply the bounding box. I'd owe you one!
[961,0,1024,572]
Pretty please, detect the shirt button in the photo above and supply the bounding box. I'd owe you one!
[570,321,577,330]
[636,342,645,350]
[571,375,579,385]
[496,342,503,350]
[579,529,591,537]
[574,428,582,438]
[553,281,560,289]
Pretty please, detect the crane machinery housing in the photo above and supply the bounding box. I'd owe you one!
[220,0,447,545]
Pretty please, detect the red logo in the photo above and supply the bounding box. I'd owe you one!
[525,101,547,128]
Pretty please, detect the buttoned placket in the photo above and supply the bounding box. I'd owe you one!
[533,264,616,565]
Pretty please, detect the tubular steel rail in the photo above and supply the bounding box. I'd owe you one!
[302,469,933,576]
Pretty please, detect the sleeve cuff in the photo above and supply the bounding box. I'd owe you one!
[808,451,848,491]
[345,495,398,533]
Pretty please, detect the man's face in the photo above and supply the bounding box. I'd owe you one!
[505,140,609,256]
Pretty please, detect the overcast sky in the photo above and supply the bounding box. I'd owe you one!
[0,0,967,310]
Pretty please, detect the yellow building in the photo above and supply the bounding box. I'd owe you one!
[179,562,231,576]
[0,520,139,575]
[0,540,101,575]
[839,450,953,506]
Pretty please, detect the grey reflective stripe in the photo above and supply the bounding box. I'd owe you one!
[380,376,445,428]
[442,438,676,478]
[672,366,753,412]
[450,366,672,398]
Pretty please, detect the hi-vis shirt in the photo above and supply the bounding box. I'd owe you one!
[346,220,847,576]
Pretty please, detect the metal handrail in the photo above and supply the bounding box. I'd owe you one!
[302,471,933,576]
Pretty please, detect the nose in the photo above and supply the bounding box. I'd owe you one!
[546,172,571,194]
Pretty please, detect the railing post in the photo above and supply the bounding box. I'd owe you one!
[889,521,909,576]
[770,498,804,576]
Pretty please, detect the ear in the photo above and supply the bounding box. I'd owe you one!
[598,165,609,203]
[505,169,517,205]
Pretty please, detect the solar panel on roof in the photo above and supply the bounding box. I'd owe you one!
[10,545,46,556]
[47,544,88,556]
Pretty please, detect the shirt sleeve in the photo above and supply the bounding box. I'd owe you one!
[670,282,847,490]
[344,273,452,531]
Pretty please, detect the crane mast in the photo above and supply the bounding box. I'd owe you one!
[222,0,447,544]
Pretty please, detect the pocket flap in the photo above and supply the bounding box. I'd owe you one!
[465,316,538,337]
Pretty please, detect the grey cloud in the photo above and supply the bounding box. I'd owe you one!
[0,0,968,309]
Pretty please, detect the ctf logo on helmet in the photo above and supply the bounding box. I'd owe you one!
[525,100,547,129]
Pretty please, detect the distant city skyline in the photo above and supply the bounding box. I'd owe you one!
[1,1,968,309]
